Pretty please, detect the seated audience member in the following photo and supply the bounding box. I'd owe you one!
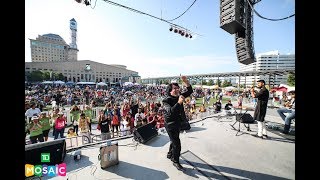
[199,104,206,112]
[276,91,295,134]
[213,100,222,112]
[225,100,233,110]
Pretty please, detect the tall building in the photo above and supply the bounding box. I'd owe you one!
[26,18,140,83]
[68,18,79,61]
[239,50,295,86]
[29,18,79,62]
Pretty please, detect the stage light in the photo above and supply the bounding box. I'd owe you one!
[185,34,189,38]
[178,30,182,34]
[190,35,192,38]
[181,32,185,36]
[174,29,178,33]
[169,27,173,31]
[75,0,82,3]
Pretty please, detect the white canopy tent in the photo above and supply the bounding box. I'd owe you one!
[41,81,53,84]
[53,80,65,84]
[96,82,108,86]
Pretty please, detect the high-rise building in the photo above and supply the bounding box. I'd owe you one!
[239,50,295,86]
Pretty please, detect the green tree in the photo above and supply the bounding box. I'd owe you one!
[29,70,43,82]
[42,71,51,81]
[222,80,232,87]
[215,79,221,87]
[287,73,295,86]
[57,73,65,81]
[202,80,207,85]
[207,79,214,86]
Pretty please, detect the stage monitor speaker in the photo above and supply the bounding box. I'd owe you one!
[220,0,246,34]
[25,139,66,165]
[236,113,254,123]
[133,123,158,144]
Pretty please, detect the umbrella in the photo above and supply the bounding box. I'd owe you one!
[125,91,133,95]
[41,81,53,84]
[54,80,65,84]
[97,82,108,86]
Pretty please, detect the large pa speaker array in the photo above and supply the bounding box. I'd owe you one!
[235,0,256,65]
[133,123,158,144]
[220,0,246,34]
[25,139,66,165]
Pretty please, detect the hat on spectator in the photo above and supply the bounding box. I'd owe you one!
[257,80,265,84]
[31,116,39,120]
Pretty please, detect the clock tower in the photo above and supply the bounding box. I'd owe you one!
[69,18,77,49]
[68,18,79,61]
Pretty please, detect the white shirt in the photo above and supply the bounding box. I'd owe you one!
[25,108,41,118]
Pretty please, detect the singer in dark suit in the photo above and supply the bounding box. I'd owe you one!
[162,76,193,171]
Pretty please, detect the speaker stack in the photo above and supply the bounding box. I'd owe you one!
[133,123,158,144]
[220,0,256,65]
[235,0,255,65]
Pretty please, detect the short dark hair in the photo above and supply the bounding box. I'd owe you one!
[257,80,265,84]
[166,83,179,95]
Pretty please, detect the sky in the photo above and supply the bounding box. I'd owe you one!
[25,0,295,79]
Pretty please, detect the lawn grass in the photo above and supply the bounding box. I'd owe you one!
[195,96,231,108]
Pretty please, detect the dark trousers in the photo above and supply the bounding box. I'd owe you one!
[73,125,79,135]
[30,134,44,144]
[165,126,181,163]
[54,129,65,139]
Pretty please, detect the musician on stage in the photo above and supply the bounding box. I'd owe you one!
[162,76,193,171]
[250,80,269,139]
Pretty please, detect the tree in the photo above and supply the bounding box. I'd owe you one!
[207,79,214,86]
[201,80,207,85]
[57,73,65,81]
[42,71,51,81]
[215,79,221,87]
[29,70,43,82]
[287,73,295,86]
[222,80,232,87]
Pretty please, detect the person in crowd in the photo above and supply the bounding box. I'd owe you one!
[98,110,111,140]
[277,90,295,134]
[225,100,233,110]
[237,95,243,109]
[54,112,66,139]
[250,80,269,139]
[111,109,120,137]
[70,105,81,135]
[162,76,193,171]
[67,128,77,138]
[25,102,41,123]
[213,99,222,113]
[78,113,91,142]
[39,112,51,141]
[28,116,44,144]
[49,108,59,137]
[84,105,93,134]
[134,108,145,127]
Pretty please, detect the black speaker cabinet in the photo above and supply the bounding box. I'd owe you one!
[220,0,246,34]
[133,123,158,144]
[25,139,66,165]
[236,113,254,123]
